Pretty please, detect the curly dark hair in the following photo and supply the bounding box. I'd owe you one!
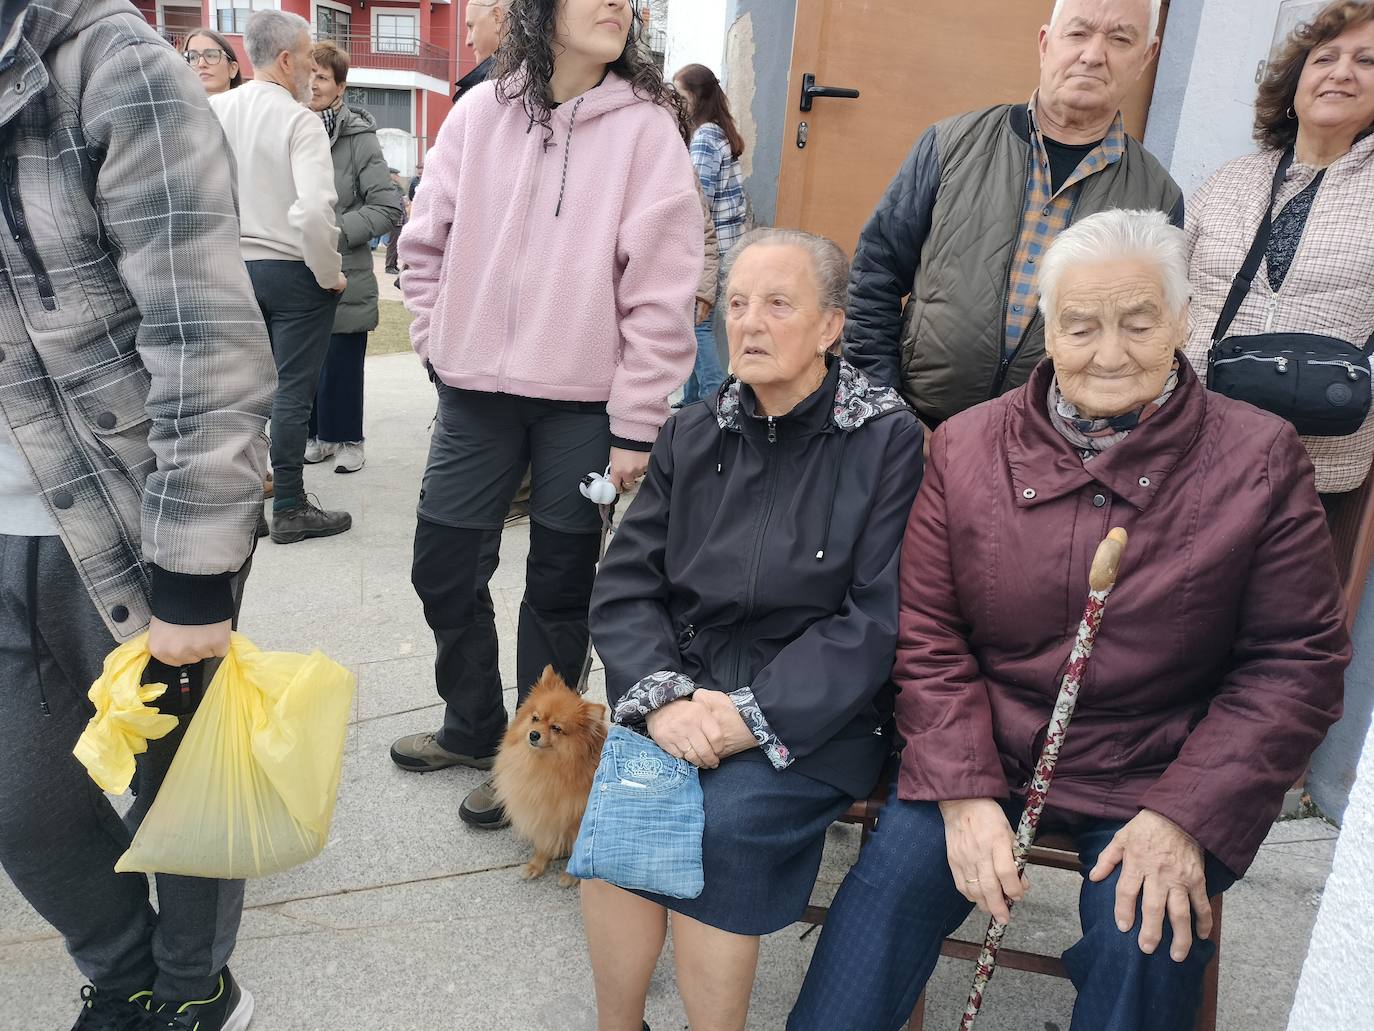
[1254,0,1374,151]
[493,0,689,147]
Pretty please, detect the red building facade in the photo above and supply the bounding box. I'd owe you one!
[138,0,487,170]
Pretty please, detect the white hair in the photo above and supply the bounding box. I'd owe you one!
[1038,209,1190,320]
[1049,0,1162,42]
[245,9,310,69]
[723,228,851,312]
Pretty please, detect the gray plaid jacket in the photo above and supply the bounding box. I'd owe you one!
[0,0,274,639]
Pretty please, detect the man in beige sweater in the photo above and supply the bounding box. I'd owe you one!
[211,9,353,543]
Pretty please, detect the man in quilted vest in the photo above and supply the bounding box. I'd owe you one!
[845,0,1184,431]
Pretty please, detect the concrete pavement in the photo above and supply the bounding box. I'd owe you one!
[0,353,1341,1030]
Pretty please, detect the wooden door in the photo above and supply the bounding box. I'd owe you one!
[774,0,1169,256]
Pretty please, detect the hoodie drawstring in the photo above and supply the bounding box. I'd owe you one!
[554,95,585,218]
[27,537,50,715]
[816,432,848,561]
[714,426,727,474]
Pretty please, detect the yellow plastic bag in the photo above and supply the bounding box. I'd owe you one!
[111,633,355,879]
[74,635,181,795]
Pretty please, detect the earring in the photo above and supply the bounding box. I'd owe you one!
[1287,106,1297,120]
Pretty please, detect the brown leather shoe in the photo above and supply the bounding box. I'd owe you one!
[263,474,274,499]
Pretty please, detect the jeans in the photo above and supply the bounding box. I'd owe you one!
[0,536,248,1000]
[246,260,339,511]
[308,331,368,444]
[568,726,705,898]
[682,314,727,406]
[788,781,1237,1031]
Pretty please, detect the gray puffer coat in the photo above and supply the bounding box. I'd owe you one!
[326,104,403,334]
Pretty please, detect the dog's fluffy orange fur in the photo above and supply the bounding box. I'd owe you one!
[492,666,607,887]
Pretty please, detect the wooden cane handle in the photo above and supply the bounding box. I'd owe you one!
[1088,528,1129,592]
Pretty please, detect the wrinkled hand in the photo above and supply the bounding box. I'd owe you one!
[147,617,231,667]
[1089,809,1210,962]
[695,299,712,325]
[939,798,1026,924]
[692,689,758,760]
[331,273,348,294]
[646,698,722,769]
[608,447,649,494]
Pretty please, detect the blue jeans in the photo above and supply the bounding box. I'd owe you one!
[682,314,726,405]
[788,782,1237,1031]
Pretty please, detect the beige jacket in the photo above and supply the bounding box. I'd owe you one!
[697,188,719,308]
[211,80,342,289]
[1184,136,1374,493]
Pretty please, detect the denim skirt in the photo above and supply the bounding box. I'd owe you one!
[632,753,853,936]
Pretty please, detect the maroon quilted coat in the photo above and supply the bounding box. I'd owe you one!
[894,357,1349,875]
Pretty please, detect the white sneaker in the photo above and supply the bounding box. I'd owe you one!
[304,438,336,465]
[334,441,365,474]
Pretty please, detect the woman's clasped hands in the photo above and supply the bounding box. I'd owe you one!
[645,691,758,768]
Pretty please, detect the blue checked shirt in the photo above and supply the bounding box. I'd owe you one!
[689,123,749,262]
[1004,100,1127,355]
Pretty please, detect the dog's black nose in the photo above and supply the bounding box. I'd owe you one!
[529,730,541,744]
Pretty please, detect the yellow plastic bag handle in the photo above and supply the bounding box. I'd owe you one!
[73,632,181,795]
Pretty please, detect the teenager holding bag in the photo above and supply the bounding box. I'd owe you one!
[393,0,701,828]
[1184,0,1374,499]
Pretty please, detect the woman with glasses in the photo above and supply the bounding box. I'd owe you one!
[182,27,242,95]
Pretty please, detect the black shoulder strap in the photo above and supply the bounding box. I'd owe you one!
[1210,149,1296,343]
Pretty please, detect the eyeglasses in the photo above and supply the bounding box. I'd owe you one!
[184,48,228,66]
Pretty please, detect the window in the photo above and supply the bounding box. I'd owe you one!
[213,0,276,35]
[374,12,418,54]
[316,5,351,41]
[345,87,412,133]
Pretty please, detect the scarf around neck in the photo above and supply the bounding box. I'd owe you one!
[319,95,344,137]
[1048,361,1179,462]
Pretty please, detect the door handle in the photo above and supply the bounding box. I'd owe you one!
[800,72,860,112]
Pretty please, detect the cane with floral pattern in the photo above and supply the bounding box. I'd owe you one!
[957,527,1129,1031]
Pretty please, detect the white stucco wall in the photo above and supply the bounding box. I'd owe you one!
[1145,0,1330,196]
[1287,714,1374,1029]
[662,0,728,80]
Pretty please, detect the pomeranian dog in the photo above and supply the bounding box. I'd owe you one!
[492,666,607,887]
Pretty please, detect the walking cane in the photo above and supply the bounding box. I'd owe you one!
[957,527,1129,1031]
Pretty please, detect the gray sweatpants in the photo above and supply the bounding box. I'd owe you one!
[0,535,245,1000]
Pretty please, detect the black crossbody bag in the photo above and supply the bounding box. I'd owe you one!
[1206,148,1374,437]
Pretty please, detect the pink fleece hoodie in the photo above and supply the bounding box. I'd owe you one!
[399,73,703,445]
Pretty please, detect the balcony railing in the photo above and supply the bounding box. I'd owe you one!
[319,32,450,82]
[162,31,450,84]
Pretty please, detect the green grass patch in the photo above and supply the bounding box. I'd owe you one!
[368,300,415,357]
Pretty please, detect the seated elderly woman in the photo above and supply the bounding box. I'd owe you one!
[583,228,924,1031]
[789,210,1349,1031]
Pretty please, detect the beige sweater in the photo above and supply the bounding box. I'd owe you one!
[210,80,341,288]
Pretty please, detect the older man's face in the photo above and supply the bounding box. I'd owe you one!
[1044,258,1183,419]
[466,1,505,64]
[1038,0,1158,123]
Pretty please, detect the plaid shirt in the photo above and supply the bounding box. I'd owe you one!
[0,0,274,637]
[1004,100,1127,355]
[689,122,748,264]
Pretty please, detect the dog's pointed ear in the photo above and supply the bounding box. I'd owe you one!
[587,702,607,723]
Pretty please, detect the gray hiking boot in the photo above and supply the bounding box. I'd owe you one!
[459,777,509,830]
[389,732,495,773]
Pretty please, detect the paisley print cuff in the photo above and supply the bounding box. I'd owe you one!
[728,686,794,769]
[612,670,698,725]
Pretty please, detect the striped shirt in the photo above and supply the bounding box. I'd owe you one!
[689,122,748,263]
[1004,100,1128,355]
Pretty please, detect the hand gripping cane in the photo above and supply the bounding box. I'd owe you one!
[957,527,1129,1031]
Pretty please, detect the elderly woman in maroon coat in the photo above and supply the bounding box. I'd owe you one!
[789,209,1350,1031]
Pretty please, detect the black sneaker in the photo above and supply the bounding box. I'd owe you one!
[71,985,153,1031]
[270,496,352,544]
[150,969,253,1031]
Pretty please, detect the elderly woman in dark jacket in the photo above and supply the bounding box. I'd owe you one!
[584,228,924,1031]
[791,210,1349,1031]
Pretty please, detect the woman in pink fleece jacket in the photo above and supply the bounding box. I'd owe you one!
[391,0,702,820]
